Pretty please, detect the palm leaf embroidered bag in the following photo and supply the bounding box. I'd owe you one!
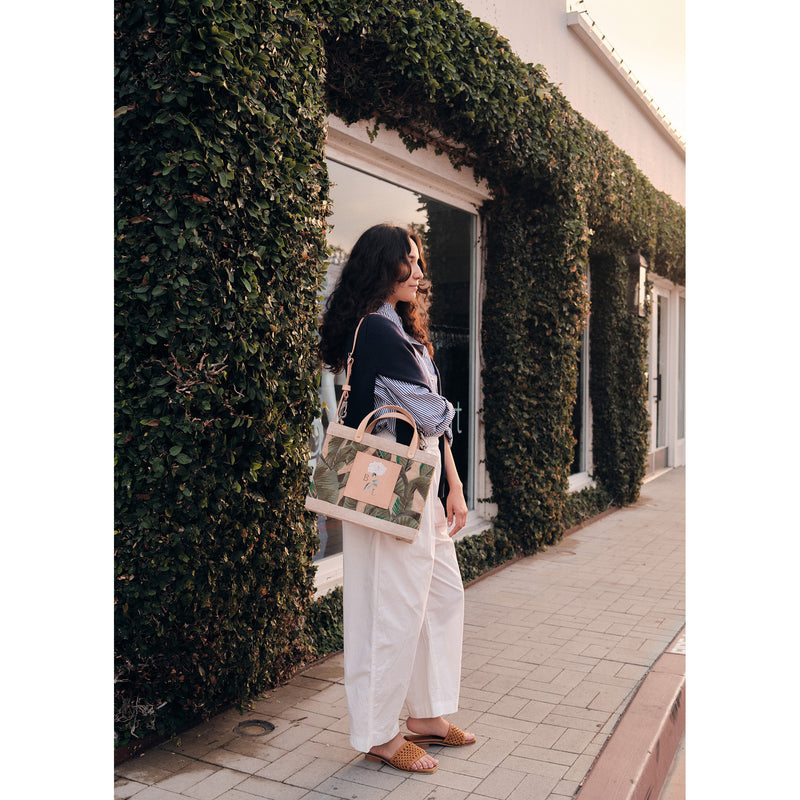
[305,317,438,543]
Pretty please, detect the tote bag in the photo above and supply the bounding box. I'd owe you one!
[305,317,438,542]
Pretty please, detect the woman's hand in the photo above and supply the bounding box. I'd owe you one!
[446,485,468,537]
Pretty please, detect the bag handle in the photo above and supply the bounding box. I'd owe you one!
[355,404,420,458]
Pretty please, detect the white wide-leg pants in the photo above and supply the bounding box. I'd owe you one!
[342,437,465,752]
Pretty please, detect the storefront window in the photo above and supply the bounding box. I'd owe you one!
[570,330,588,475]
[310,160,477,560]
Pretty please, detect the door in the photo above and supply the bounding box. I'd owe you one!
[649,290,669,469]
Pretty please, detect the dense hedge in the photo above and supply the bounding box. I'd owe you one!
[115,0,684,745]
[114,0,328,743]
[481,193,590,551]
[586,246,651,503]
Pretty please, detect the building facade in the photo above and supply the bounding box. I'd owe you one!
[312,1,686,593]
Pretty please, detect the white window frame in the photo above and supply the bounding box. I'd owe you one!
[647,274,686,472]
[568,325,594,493]
[316,117,493,596]
[567,266,594,493]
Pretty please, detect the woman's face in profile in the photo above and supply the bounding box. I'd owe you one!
[386,238,423,307]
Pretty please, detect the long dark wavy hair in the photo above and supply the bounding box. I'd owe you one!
[319,224,433,373]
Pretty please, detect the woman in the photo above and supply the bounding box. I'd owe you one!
[318,224,475,774]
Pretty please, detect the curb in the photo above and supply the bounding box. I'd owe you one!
[576,626,686,800]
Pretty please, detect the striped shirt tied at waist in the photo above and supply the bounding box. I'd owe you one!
[371,303,454,446]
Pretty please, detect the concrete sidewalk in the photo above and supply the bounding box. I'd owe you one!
[115,467,685,800]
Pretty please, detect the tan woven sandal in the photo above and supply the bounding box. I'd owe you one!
[364,740,438,773]
[404,723,476,747]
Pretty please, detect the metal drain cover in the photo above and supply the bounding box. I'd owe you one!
[235,720,275,737]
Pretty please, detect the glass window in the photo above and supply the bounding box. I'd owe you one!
[570,329,588,475]
[310,160,477,561]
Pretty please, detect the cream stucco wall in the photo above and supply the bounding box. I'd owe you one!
[459,0,685,205]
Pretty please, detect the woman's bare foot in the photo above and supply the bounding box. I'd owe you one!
[368,732,438,771]
[406,716,476,744]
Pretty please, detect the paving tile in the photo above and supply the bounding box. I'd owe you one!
[182,768,248,799]
[301,660,346,682]
[380,780,432,800]
[413,766,481,793]
[470,766,527,799]
[519,724,566,749]
[286,675,337,692]
[252,685,317,713]
[552,727,595,754]
[294,697,347,719]
[255,751,316,781]
[202,747,270,774]
[233,775,309,799]
[504,769,562,798]
[551,777,581,797]
[284,757,345,790]
[468,737,518,768]
[262,722,323,752]
[482,673,524,695]
[419,787,469,800]
[312,728,354,748]
[277,708,346,728]
[313,775,391,799]
[453,688,494,711]
[588,685,633,713]
[476,713,539,735]
[500,754,568,780]
[153,764,221,793]
[296,739,360,764]
[115,778,148,799]
[511,742,577,767]
[165,727,239,759]
[460,670,497,690]
[136,750,197,774]
[219,736,288,762]
[459,686,503,705]
[296,791,346,800]
[562,685,600,708]
[333,762,404,791]
[542,711,607,734]
[125,787,185,800]
[432,753,492,779]
[115,761,173,786]
[563,752,597,782]
[514,699,555,723]
[582,643,612,658]
[482,695,528,719]
[506,686,564,705]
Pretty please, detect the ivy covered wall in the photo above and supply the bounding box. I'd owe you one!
[115,0,685,745]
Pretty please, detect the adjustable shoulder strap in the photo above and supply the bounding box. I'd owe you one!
[334,315,368,423]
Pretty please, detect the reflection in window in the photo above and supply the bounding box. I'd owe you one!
[311,160,476,560]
